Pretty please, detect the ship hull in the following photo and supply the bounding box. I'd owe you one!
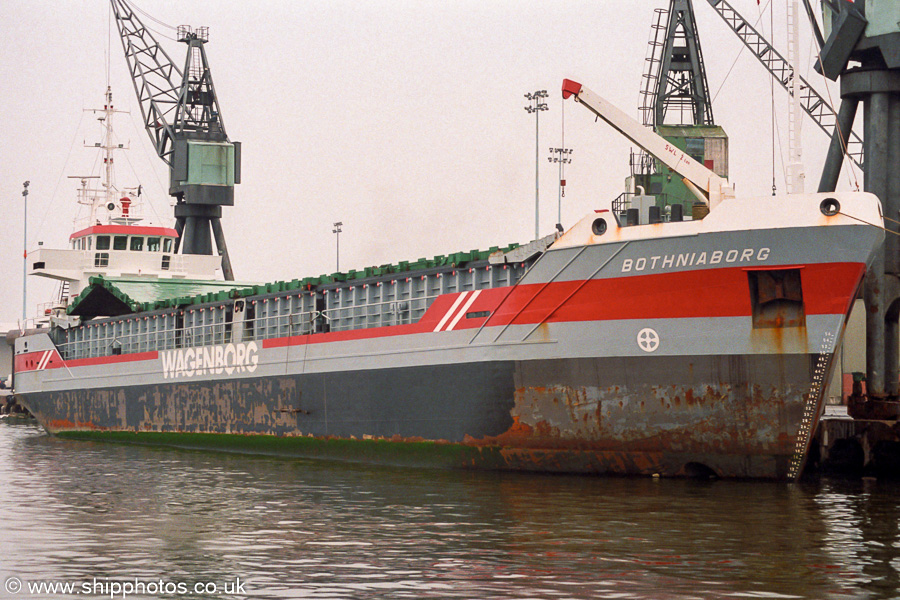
[21,350,833,479]
[13,193,885,480]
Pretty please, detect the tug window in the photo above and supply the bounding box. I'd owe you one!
[147,237,161,252]
[130,237,144,251]
[163,238,173,253]
[113,236,128,251]
[96,236,111,250]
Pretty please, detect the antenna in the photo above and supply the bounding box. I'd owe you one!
[22,181,29,324]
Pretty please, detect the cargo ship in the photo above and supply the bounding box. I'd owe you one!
[10,72,885,480]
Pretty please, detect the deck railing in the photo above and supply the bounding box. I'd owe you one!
[53,262,528,362]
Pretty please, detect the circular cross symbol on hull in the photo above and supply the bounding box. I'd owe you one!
[637,328,660,353]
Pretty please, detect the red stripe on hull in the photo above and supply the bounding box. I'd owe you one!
[19,262,863,365]
[494,261,865,328]
[267,261,865,348]
[16,350,159,373]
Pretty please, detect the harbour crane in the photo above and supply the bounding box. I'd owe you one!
[705,0,865,180]
[631,0,729,219]
[110,0,240,280]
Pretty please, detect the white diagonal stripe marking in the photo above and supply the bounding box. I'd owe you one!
[446,290,482,331]
[433,292,470,332]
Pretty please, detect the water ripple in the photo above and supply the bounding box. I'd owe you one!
[1,422,899,599]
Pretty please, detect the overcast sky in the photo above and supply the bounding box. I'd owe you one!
[0,0,852,325]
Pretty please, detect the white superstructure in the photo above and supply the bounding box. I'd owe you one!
[28,87,222,323]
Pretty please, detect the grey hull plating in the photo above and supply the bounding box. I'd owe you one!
[22,353,821,479]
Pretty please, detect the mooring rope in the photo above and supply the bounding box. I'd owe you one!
[881,214,900,227]
[837,211,900,236]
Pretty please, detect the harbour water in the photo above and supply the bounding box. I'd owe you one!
[1,420,899,600]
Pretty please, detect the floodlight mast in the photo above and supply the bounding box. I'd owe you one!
[561,79,733,209]
[110,0,240,280]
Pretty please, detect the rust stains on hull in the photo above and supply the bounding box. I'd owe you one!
[19,353,825,480]
[460,381,797,478]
